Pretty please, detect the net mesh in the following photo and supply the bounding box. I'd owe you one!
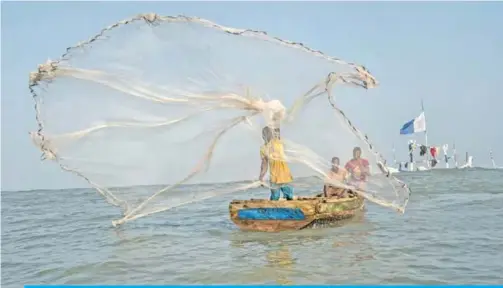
[29,14,410,226]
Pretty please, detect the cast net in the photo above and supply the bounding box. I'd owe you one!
[29,14,410,226]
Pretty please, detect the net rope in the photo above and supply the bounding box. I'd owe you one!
[28,13,410,226]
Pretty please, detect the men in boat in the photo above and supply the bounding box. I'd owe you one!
[345,146,370,190]
[323,157,349,198]
[259,126,294,201]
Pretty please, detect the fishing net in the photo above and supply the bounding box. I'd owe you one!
[29,14,410,226]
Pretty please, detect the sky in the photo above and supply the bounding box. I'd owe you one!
[1,1,502,192]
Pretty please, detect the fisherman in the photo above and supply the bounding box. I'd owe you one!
[345,147,370,189]
[323,157,349,198]
[258,126,294,201]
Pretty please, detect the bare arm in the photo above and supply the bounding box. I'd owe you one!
[363,167,371,176]
[342,169,350,183]
[259,157,268,182]
[363,161,371,176]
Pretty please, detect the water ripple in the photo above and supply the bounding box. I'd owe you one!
[2,168,503,285]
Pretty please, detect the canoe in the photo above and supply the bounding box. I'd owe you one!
[229,193,364,232]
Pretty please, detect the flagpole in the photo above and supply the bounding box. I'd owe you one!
[421,99,428,147]
[421,99,430,168]
[453,142,458,168]
[490,149,496,168]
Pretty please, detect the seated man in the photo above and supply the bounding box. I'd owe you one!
[345,146,370,190]
[323,157,349,198]
[259,126,294,201]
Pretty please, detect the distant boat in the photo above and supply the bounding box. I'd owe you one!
[395,149,473,172]
[396,101,432,172]
[386,166,400,174]
[490,149,502,169]
[393,101,472,172]
[397,160,429,172]
[457,152,473,169]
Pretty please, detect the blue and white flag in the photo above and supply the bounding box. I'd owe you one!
[400,112,426,135]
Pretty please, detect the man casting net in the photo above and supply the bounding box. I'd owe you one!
[29,14,410,226]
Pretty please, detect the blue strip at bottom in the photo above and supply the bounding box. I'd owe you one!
[25,285,503,288]
[237,207,305,220]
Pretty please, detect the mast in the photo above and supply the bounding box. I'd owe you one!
[442,144,449,169]
[490,149,496,168]
[421,100,428,147]
[421,99,430,168]
[453,142,458,168]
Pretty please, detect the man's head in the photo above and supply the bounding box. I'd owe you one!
[353,147,362,159]
[262,126,280,143]
[262,126,272,143]
[331,157,340,169]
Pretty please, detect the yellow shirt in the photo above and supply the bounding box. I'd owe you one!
[260,139,293,184]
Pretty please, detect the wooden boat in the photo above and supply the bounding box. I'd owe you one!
[229,192,364,232]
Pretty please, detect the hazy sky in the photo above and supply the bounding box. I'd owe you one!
[2,1,502,191]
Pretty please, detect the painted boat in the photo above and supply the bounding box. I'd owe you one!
[229,192,365,232]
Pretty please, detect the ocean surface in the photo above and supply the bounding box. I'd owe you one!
[2,168,503,286]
